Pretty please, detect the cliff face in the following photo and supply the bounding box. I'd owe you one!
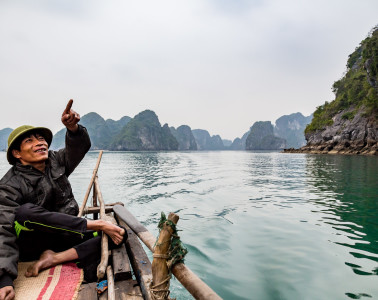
[246,121,286,150]
[110,110,178,151]
[274,113,312,148]
[230,131,250,150]
[295,106,377,155]
[192,129,225,150]
[170,125,197,150]
[285,27,378,156]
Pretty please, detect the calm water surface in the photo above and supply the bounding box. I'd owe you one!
[0,151,377,299]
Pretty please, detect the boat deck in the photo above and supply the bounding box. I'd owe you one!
[77,212,152,300]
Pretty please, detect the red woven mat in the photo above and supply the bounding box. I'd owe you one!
[14,262,83,300]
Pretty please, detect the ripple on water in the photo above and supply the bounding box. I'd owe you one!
[1,151,376,299]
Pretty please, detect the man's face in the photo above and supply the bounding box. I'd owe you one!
[12,133,49,167]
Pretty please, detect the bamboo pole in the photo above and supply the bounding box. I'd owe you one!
[106,265,116,300]
[94,177,109,280]
[92,181,98,220]
[151,213,179,299]
[77,151,103,217]
[113,205,222,300]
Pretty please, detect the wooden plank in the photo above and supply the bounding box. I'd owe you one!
[99,279,144,300]
[113,204,222,300]
[77,282,98,300]
[116,218,153,300]
[83,205,115,215]
[106,265,116,300]
[112,243,132,281]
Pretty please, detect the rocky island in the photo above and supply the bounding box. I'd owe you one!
[285,26,378,156]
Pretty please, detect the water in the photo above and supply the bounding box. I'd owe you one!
[0,151,377,299]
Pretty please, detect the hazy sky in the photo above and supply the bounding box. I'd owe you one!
[0,1,377,140]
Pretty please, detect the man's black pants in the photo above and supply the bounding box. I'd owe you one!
[14,203,104,281]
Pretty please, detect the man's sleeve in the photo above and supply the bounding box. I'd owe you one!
[54,125,91,177]
[0,186,20,288]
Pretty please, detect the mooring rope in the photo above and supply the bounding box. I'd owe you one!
[150,275,172,300]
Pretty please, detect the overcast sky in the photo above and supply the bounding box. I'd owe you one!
[0,0,377,140]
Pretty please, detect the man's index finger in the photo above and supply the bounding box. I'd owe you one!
[64,99,73,114]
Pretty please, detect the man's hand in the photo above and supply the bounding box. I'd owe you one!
[0,286,15,300]
[61,99,80,133]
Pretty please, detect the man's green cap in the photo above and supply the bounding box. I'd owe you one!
[7,125,53,165]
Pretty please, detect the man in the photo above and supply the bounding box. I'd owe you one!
[0,100,126,300]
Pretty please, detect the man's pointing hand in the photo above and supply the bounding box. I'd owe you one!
[61,99,80,133]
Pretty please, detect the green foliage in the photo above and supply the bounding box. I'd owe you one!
[347,46,362,69]
[363,26,378,76]
[306,26,378,133]
[341,111,356,121]
[305,102,334,134]
[110,110,179,150]
[157,212,188,268]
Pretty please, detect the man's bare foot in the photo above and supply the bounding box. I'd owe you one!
[25,250,56,277]
[87,220,126,245]
[101,222,125,245]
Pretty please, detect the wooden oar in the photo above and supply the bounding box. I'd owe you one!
[78,151,103,217]
[113,205,222,300]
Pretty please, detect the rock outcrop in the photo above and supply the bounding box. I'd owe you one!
[110,110,178,151]
[285,27,378,156]
[246,121,286,150]
[285,106,377,155]
[274,113,312,148]
[170,125,197,150]
[230,131,250,150]
[192,129,225,150]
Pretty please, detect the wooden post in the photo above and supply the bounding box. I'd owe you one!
[151,213,179,299]
[77,151,103,217]
[106,265,116,300]
[94,177,108,280]
[92,180,98,220]
[113,205,222,300]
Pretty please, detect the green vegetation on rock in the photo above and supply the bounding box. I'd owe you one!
[306,26,378,134]
[110,110,178,150]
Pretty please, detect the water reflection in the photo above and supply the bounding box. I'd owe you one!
[306,155,378,276]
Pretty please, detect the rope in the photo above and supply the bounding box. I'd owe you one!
[150,275,172,300]
[153,254,170,259]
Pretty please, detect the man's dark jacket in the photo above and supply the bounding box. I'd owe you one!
[0,125,91,288]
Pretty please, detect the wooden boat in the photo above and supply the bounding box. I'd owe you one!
[74,151,221,300]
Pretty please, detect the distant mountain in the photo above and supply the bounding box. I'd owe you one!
[50,112,131,150]
[0,128,12,151]
[192,129,225,150]
[246,121,286,150]
[222,139,232,147]
[170,125,197,150]
[230,131,250,150]
[274,112,312,148]
[110,110,178,150]
[50,129,66,150]
[105,116,131,135]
